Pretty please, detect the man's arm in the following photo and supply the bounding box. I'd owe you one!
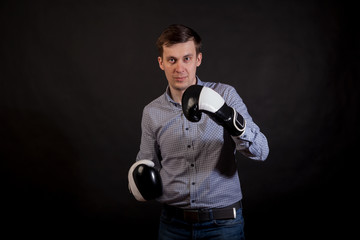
[222,86,269,161]
[136,107,162,168]
[182,85,269,161]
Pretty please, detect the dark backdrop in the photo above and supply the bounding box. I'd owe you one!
[1,0,358,239]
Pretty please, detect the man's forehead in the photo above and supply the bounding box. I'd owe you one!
[162,41,196,57]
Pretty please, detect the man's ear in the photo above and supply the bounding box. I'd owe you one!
[196,52,202,67]
[158,56,164,70]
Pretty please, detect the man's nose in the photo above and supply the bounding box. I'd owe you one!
[175,61,185,72]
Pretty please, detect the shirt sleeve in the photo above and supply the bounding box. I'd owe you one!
[224,86,269,161]
[135,107,162,169]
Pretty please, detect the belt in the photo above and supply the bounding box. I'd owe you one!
[162,201,242,223]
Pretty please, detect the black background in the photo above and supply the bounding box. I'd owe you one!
[1,0,358,239]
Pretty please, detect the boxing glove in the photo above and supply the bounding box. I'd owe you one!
[182,85,246,136]
[128,160,163,201]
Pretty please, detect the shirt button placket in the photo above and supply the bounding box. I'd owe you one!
[184,122,192,151]
[189,161,196,206]
[188,123,197,207]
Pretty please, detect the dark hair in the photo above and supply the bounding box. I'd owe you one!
[156,24,202,57]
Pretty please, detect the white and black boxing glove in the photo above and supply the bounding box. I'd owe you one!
[182,85,246,136]
[128,160,163,202]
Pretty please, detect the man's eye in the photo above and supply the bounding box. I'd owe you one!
[169,59,175,63]
[184,57,191,62]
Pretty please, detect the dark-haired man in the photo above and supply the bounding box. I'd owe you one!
[129,24,269,240]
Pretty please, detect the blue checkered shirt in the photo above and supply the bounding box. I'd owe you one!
[136,78,269,209]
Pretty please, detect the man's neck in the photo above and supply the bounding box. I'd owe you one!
[169,88,184,104]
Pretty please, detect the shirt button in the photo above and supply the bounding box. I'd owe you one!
[192,182,195,185]
[191,200,195,203]
[190,164,194,167]
[187,145,191,148]
[185,127,189,130]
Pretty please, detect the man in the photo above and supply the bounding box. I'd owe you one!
[128,24,269,240]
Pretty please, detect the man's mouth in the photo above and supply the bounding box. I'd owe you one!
[174,76,187,81]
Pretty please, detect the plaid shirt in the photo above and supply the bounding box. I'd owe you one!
[136,77,269,209]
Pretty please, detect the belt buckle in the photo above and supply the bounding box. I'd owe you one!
[232,207,237,219]
[183,210,200,223]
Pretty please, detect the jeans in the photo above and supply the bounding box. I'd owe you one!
[158,207,245,240]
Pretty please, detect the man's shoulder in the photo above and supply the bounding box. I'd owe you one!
[145,94,165,108]
[201,81,236,94]
[142,93,169,115]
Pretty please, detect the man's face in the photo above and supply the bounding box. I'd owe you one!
[158,40,202,94]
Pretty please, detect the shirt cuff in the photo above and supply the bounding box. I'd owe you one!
[231,126,255,150]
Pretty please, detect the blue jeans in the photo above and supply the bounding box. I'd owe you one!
[158,207,245,240]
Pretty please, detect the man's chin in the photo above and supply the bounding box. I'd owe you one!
[174,83,191,92]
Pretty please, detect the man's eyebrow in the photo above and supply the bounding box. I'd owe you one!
[166,53,193,61]
[166,56,177,60]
